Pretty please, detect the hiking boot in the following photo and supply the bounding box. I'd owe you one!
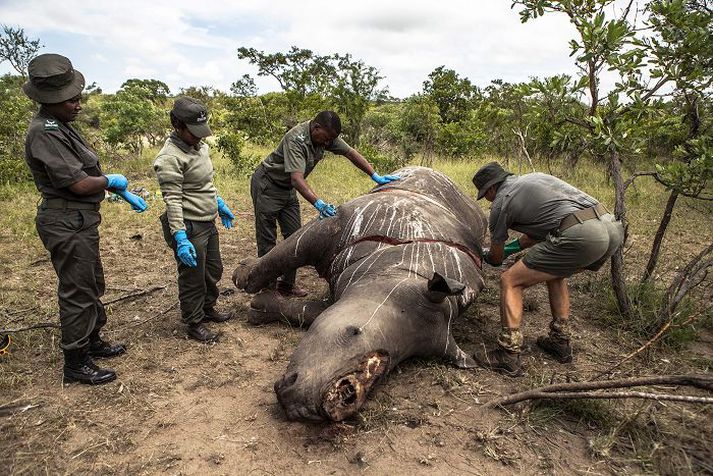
[536,336,573,363]
[88,334,126,359]
[473,345,524,377]
[276,281,308,298]
[187,323,219,343]
[203,308,231,323]
[63,349,117,385]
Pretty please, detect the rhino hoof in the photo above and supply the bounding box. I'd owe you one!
[232,257,258,289]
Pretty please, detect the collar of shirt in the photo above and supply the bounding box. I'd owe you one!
[495,175,518,199]
[169,131,201,153]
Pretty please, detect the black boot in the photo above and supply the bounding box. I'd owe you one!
[203,308,231,323]
[89,331,126,359]
[187,323,219,343]
[63,349,117,385]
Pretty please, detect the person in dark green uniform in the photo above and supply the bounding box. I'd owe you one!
[23,54,148,385]
[154,97,236,343]
[251,110,399,297]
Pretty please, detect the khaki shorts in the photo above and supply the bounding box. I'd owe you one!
[522,214,624,277]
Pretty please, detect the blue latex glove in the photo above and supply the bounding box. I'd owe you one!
[216,196,235,229]
[173,230,197,268]
[370,172,401,186]
[313,199,337,219]
[104,174,128,192]
[117,190,148,213]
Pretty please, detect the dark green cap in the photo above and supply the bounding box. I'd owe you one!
[22,53,85,104]
[172,96,212,138]
[472,162,513,200]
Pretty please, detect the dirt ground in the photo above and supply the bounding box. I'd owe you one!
[1,201,711,475]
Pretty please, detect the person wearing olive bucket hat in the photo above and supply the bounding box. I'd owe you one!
[471,162,624,377]
[23,54,148,385]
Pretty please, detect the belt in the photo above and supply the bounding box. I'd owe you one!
[40,198,101,211]
[558,203,609,232]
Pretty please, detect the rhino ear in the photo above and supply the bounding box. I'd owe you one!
[426,272,466,303]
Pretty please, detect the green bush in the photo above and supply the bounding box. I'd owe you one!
[216,131,261,177]
[0,74,34,184]
[357,141,409,175]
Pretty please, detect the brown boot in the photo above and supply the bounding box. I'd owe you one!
[536,336,572,363]
[473,345,524,377]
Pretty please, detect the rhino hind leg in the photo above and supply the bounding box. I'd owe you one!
[248,290,330,328]
[321,350,390,421]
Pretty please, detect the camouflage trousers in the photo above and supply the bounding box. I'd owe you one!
[497,318,571,353]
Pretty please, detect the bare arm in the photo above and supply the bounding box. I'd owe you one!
[344,149,375,177]
[518,234,538,249]
[290,171,319,204]
[68,176,108,195]
[488,242,505,266]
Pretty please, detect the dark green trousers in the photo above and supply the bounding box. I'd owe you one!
[35,206,106,350]
[161,214,223,325]
[250,166,301,286]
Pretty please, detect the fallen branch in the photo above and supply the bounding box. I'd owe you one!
[0,323,60,334]
[490,374,713,407]
[104,285,166,306]
[111,301,178,331]
[0,403,42,417]
[593,309,705,379]
[495,390,713,405]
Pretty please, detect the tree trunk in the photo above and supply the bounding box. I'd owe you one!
[641,191,679,284]
[609,149,631,316]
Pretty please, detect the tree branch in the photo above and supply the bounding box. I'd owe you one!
[490,375,713,407]
[0,323,60,334]
[496,390,713,405]
[103,285,166,306]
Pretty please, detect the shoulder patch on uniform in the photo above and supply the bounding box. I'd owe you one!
[44,119,59,131]
[294,132,306,143]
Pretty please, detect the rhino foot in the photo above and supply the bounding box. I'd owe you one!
[321,351,390,421]
[232,257,258,290]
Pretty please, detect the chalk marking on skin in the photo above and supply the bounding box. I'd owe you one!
[294,220,319,256]
[359,276,410,332]
[444,298,454,354]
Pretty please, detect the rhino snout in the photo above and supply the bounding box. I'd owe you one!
[321,351,390,421]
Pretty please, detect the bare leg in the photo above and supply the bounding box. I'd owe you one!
[500,260,560,329]
[546,277,569,321]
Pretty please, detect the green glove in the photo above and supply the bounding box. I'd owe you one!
[503,239,521,258]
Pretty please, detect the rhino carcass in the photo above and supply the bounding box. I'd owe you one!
[233,166,487,421]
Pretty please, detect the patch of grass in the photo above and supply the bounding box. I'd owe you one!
[599,281,700,349]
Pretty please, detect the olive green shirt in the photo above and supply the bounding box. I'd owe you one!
[24,108,105,203]
[261,120,353,188]
[153,133,218,234]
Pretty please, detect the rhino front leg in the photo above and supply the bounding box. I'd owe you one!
[233,218,340,293]
[247,289,331,328]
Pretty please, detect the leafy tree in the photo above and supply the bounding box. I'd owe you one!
[100,79,171,156]
[331,53,389,142]
[235,46,387,142]
[423,66,478,124]
[0,25,42,77]
[513,0,713,320]
[0,74,34,183]
[400,94,441,165]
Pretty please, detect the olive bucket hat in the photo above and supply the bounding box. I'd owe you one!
[172,96,212,138]
[472,162,513,200]
[22,54,86,104]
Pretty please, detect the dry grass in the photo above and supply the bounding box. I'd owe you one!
[0,149,711,474]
